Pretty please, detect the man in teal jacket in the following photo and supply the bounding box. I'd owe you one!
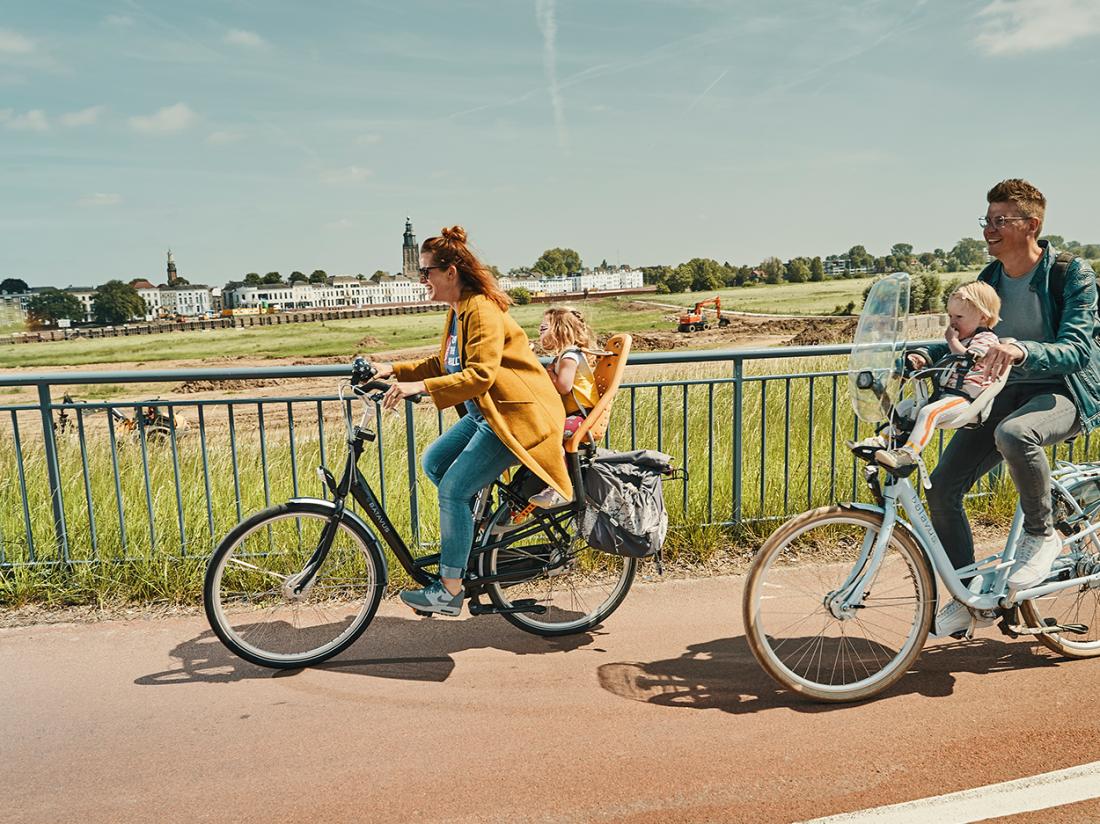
[910,179,1100,637]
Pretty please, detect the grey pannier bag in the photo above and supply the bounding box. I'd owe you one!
[580,448,673,561]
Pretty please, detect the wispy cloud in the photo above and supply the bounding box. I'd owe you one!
[207,129,244,144]
[686,68,729,112]
[104,15,135,27]
[129,102,196,134]
[975,0,1100,55]
[60,105,105,127]
[325,217,355,230]
[320,166,372,185]
[357,133,383,146]
[79,193,122,207]
[7,109,48,131]
[0,28,35,55]
[224,29,268,49]
[535,0,567,149]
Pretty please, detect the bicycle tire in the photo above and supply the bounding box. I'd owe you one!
[204,500,386,669]
[743,506,934,702]
[1020,478,1100,658]
[480,501,636,636]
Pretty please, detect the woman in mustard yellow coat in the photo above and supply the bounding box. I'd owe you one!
[374,226,571,615]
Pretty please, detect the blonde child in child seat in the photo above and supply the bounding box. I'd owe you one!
[875,281,1003,471]
[529,307,600,508]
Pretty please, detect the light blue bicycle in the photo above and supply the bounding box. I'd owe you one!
[742,273,1100,702]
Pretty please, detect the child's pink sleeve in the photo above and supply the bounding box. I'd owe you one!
[966,330,1000,358]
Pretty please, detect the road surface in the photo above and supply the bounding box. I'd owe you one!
[4,574,1100,823]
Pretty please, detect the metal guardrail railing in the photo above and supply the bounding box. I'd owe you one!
[1,341,1094,568]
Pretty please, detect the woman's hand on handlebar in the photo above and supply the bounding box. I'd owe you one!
[381,380,427,411]
[372,362,395,380]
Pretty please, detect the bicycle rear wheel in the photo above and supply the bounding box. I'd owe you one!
[480,502,636,636]
[1021,478,1100,658]
[743,506,933,702]
[204,501,386,669]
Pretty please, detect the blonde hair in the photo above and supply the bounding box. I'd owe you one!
[541,306,595,356]
[950,281,1002,327]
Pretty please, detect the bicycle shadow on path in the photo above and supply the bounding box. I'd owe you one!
[597,634,1067,714]
[135,612,603,687]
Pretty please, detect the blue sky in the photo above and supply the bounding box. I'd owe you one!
[2,0,1099,288]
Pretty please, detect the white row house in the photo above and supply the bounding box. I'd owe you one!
[223,276,428,310]
[498,268,643,294]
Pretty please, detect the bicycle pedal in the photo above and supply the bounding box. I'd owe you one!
[1007,621,1089,636]
[511,503,537,523]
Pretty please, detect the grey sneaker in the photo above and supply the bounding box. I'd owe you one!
[1008,532,1062,592]
[529,487,570,509]
[399,580,464,617]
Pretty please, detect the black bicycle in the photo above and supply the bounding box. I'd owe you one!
[203,358,636,669]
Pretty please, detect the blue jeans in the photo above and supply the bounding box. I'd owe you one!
[421,413,518,579]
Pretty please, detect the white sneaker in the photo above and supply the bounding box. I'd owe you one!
[930,600,973,639]
[529,487,570,509]
[1007,532,1062,591]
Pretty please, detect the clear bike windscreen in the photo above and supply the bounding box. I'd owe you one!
[848,272,910,424]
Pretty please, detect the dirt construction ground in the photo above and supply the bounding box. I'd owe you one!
[6,572,1100,824]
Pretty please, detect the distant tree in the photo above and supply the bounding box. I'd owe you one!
[309,270,328,284]
[488,264,503,279]
[370,270,388,282]
[678,258,724,292]
[27,288,84,327]
[918,252,936,266]
[810,256,825,282]
[655,282,670,294]
[785,259,811,283]
[262,271,283,284]
[663,267,692,293]
[172,276,190,285]
[533,248,582,279]
[244,272,262,285]
[507,287,532,305]
[1040,234,1066,249]
[891,243,913,259]
[847,245,873,270]
[1083,245,1100,259]
[760,256,785,284]
[911,273,942,313]
[940,278,963,311]
[640,265,671,286]
[735,265,755,286]
[92,280,145,325]
[0,278,29,293]
[599,258,610,270]
[289,271,308,283]
[950,237,987,268]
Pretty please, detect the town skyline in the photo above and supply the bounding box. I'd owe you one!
[3,1,1100,288]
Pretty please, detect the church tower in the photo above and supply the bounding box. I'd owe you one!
[402,218,419,280]
[167,249,178,286]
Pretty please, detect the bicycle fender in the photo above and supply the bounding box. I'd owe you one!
[838,501,940,608]
[288,497,389,584]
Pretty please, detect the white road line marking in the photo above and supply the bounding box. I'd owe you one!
[800,760,1100,824]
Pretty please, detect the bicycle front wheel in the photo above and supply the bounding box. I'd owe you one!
[743,506,934,702]
[1021,478,1100,658]
[480,502,636,636]
[204,501,386,669]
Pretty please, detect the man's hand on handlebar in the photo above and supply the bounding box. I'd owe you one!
[381,380,427,411]
[980,341,1025,379]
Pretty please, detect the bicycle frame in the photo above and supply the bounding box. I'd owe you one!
[291,387,588,597]
[832,464,1100,618]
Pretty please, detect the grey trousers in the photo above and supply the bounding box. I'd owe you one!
[925,383,1080,572]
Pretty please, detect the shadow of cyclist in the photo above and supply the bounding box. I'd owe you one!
[135,611,605,687]
[596,634,1066,714]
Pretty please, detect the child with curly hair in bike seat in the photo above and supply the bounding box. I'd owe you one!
[875,281,1003,472]
[528,306,601,508]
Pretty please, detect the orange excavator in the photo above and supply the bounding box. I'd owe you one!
[677,295,731,332]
